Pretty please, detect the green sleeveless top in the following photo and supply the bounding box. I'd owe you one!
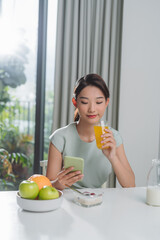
[49,122,123,188]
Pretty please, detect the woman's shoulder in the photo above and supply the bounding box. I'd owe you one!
[49,122,76,139]
[110,127,120,135]
[49,123,77,153]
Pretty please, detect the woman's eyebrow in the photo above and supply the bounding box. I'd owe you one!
[96,97,104,99]
[79,96,104,99]
[79,97,88,99]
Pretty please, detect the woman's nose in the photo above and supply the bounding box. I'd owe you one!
[88,103,95,112]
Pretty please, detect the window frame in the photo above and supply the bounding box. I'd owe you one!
[34,0,48,173]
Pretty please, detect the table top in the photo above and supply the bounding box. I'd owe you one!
[0,187,160,240]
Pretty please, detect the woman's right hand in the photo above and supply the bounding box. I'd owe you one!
[56,167,84,187]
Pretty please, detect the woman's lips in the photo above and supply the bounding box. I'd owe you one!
[87,115,97,119]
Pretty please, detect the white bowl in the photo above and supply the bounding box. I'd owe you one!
[16,190,63,212]
[73,189,103,207]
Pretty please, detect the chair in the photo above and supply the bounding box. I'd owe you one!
[40,160,48,176]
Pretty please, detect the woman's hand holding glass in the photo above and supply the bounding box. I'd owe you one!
[56,167,84,187]
[101,128,117,162]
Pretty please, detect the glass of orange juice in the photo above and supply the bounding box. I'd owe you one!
[94,120,109,149]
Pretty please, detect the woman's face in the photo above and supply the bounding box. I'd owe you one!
[76,85,109,124]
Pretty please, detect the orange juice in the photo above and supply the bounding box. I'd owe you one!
[94,125,109,149]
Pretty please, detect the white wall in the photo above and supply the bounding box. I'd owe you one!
[118,0,160,187]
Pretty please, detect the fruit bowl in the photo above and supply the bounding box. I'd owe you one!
[16,190,63,212]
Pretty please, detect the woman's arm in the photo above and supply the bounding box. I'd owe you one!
[101,129,135,187]
[46,143,83,190]
[110,144,135,187]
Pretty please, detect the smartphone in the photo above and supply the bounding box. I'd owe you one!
[64,156,84,174]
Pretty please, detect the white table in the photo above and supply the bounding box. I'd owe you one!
[0,187,160,240]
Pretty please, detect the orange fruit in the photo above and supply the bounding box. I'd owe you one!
[28,174,52,190]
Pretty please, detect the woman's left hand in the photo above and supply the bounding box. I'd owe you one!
[101,128,117,162]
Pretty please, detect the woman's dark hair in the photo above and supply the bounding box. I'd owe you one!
[73,73,110,121]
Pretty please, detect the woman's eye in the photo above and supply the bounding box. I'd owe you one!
[81,101,88,104]
[96,102,103,104]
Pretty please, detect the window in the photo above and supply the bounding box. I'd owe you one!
[44,0,58,159]
[0,0,57,190]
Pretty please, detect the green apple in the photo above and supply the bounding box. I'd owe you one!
[38,186,59,200]
[19,180,39,199]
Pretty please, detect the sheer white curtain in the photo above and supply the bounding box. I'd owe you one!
[52,0,123,186]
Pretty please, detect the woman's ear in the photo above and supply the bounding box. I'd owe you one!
[72,97,77,108]
[105,98,110,107]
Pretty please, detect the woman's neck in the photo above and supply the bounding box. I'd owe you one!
[76,120,96,143]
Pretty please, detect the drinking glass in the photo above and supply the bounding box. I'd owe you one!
[94,120,109,149]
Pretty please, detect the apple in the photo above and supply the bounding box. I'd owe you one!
[19,180,39,199]
[38,186,59,200]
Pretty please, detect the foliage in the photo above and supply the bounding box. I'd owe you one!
[0,123,20,152]
[1,97,19,118]
[0,179,16,191]
[0,148,32,191]
[0,120,34,157]
[0,38,29,88]
[0,84,10,113]
[0,148,16,190]
[43,94,54,159]
[0,28,29,116]
[0,121,33,191]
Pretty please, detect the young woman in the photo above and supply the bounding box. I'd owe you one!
[46,74,135,190]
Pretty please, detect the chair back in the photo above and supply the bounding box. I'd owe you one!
[40,160,48,175]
